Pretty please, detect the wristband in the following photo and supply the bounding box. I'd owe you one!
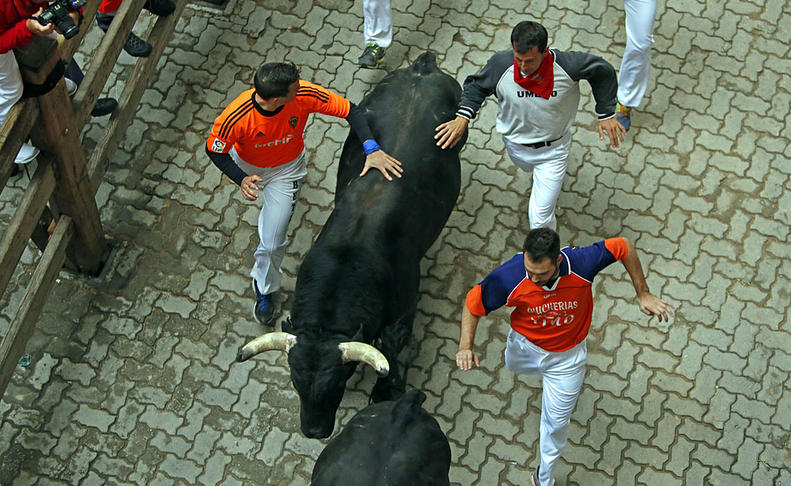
[363,139,380,156]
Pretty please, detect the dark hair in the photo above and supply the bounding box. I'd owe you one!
[522,228,560,262]
[511,21,548,53]
[254,62,300,99]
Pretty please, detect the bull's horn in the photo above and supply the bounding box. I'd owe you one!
[237,332,297,362]
[338,342,389,377]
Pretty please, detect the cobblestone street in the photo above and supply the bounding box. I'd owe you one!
[0,0,789,484]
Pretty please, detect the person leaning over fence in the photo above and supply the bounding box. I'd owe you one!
[455,228,673,486]
[95,0,176,58]
[205,61,403,327]
[0,0,119,164]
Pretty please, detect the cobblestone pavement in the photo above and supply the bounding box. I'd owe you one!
[1,0,789,484]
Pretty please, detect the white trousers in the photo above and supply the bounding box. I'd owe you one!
[363,0,392,47]
[618,0,657,107]
[0,51,37,164]
[503,134,571,231]
[231,149,306,295]
[505,330,587,486]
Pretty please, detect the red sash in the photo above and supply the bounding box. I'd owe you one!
[513,50,554,99]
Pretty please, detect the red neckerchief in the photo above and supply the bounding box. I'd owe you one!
[513,50,554,99]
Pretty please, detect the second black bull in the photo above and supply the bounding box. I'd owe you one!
[237,52,466,439]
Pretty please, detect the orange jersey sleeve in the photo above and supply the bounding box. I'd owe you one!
[465,285,487,317]
[604,237,629,260]
[206,89,255,154]
[295,81,351,118]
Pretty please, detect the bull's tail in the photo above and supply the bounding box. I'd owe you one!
[411,52,439,75]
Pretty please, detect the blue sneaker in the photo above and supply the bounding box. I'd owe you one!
[254,282,274,326]
[616,102,632,131]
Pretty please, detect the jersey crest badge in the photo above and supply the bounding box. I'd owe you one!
[289,115,298,129]
[211,140,226,152]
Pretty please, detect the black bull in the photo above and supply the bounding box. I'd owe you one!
[237,52,467,439]
[310,389,451,486]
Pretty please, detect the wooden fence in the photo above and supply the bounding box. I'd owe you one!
[0,0,186,400]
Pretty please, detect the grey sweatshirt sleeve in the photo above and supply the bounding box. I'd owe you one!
[456,50,514,120]
[554,50,618,119]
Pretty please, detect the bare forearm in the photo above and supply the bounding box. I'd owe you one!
[621,238,650,297]
[459,305,480,350]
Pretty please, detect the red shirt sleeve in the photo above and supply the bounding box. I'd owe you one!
[0,21,35,54]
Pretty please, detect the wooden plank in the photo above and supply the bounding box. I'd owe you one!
[73,0,147,129]
[88,0,187,190]
[0,99,39,191]
[34,80,107,274]
[0,216,73,400]
[0,156,56,299]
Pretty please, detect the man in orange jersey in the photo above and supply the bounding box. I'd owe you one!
[455,228,672,486]
[206,61,402,326]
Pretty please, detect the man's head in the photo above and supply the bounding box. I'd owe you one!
[511,21,549,77]
[254,61,300,103]
[522,228,561,286]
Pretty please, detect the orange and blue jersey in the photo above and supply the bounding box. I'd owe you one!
[466,238,629,352]
[206,80,351,168]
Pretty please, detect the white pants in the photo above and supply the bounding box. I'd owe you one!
[363,0,392,47]
[505,330,587,486]
[231,149,306,295]
[0,51,37,164]
[503,134,571,230]
[618,0,657,107]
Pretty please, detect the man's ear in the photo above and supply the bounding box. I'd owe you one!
[556,254,562,266]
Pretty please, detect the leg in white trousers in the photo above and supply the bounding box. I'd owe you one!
[232,150,307,295]
[362,0,392,47]
[504,135,571,231]
[0,51,38,163]
[505,330,587,486]
[618,0,657,107]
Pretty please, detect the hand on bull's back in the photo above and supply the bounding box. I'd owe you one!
[434,117,469,150]
[360,150,404,181]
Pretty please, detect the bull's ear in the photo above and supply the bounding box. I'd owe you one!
[237,332,297,362]
[281,316,294,333]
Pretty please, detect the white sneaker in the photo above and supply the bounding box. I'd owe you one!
[15,143,39,165]
[65,77,77,96]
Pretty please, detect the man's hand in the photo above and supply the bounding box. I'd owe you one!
[597,117,626,148]
[638,292,674,322]
[360,150,403,181]
[455,348,479,371]
[434,116,468,150]
[240,174,263,201]
[27,8,55,36]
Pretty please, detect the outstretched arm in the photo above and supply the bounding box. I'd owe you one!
[346,103,403,180]
[620,238,674,322]
[456,305,481,370]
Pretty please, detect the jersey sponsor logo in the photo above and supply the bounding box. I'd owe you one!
[525,300,579,314]
[211,139,226,152]
[289,115,298,129]
[254,134,294,149]
[518,90,558,98]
